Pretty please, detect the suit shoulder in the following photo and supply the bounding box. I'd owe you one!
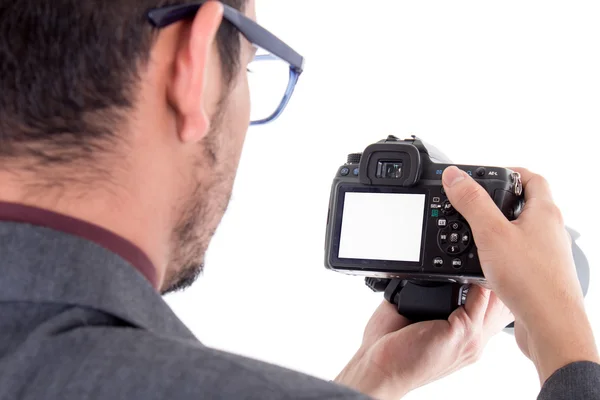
[22,327,369,400]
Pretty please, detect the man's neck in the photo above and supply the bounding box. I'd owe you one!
[0,175,169,289]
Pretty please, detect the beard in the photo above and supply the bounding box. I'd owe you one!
[160,95,235,295]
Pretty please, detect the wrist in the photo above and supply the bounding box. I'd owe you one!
[335,347,411,400]
[522,304,599,384]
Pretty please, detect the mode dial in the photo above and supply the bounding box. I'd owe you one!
[347,153,362,164]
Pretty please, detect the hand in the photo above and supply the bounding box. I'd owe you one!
[441,166,599,384]
[335,285,513,399]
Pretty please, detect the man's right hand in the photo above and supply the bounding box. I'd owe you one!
[442,166,599,385]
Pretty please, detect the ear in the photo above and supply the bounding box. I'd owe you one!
[169,1,224,144]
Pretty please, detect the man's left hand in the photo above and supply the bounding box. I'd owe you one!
[334,285,514,399]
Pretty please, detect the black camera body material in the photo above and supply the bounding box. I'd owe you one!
[324,135,589,324]
[325,135,524,286]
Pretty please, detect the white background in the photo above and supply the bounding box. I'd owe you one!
[166,1,600,399]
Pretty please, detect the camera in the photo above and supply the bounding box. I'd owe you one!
[325,135,524,285]
[324,135,590,323]
[324,135,526,321]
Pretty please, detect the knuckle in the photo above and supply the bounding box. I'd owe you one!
[539,200,564,224]
[530,173,546,184]
[448,312,468,341]
[530,173,549,188]
[550,205,565,225]
[531,174,553,196]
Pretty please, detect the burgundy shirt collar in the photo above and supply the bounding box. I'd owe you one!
[0,201,158,288]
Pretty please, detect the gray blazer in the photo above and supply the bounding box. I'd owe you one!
[0,222,598,399]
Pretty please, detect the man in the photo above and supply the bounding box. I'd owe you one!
[0,1,598,399]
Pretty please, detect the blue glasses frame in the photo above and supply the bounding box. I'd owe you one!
[147,1,305,125]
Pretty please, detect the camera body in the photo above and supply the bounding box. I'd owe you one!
[324,136,524,286]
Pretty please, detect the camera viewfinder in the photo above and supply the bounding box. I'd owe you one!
[377,161,403,179]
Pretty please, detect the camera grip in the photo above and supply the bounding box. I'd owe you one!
[380,279,465,322]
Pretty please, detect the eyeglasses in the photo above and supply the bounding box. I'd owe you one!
[147,1,305,126]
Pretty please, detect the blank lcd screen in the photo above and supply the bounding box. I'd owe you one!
[338,192,426,262]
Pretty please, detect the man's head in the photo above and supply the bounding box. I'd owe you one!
[0,0,255,293]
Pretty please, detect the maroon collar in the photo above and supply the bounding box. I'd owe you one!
[0,201,158,288]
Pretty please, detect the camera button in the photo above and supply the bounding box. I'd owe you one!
[437,218,448,228]
[447,245,461,254]
[441,200,455,215]
[340,167,350,176]
[461,232,470,244]
[452,258,463,269]
[433,257,444,268]
[439,232,448,244]
[450,233,460,243]
[450,221,462,231]
[476,167,486,177]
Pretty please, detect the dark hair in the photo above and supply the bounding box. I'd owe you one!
[0,0,245,167]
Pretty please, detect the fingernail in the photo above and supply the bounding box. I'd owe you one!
[443,166,466,187]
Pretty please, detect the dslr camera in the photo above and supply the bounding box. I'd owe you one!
[324,135,525,321]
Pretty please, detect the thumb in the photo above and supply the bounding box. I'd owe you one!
[442,166,511,248]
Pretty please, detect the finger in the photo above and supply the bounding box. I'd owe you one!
[448,285,490,332]
[509,167,553,203]
[482,291,515,337]
[464,285,491,325]
[442,166,511,248]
